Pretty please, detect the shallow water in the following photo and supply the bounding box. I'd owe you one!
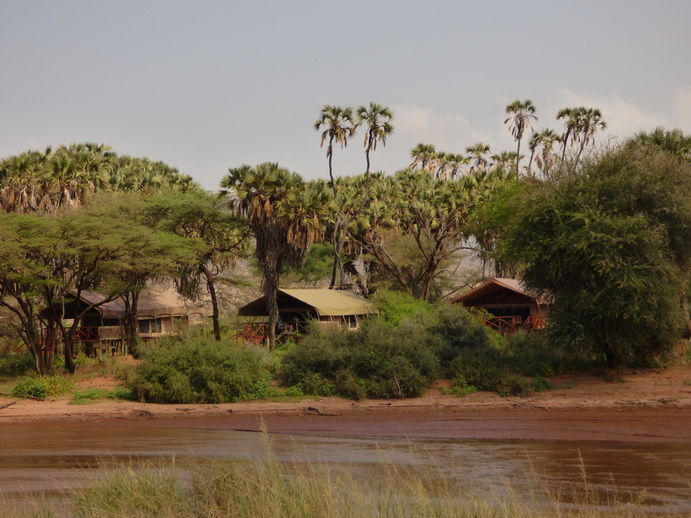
[0,423,689,514]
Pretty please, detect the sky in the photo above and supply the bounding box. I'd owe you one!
[1,1,690,190]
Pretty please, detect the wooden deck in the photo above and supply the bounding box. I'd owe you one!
[482,315,548,335]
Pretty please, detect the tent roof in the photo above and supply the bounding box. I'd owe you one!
[78,289,205,319]
[238,289,377,317]
[451,278,548,305]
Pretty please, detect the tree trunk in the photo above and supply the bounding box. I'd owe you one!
[680,292,691,338]
[330,216,344,289]
[122,294,140,356]
[203,266,221,341]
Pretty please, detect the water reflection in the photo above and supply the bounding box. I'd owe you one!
[0,424,689,514]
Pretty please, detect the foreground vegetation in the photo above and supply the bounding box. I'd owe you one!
[5,446,674,518]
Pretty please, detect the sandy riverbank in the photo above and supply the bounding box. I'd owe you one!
[1,366,690,442]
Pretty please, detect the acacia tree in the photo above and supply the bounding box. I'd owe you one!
[504,99,538,173]
[345,169,499,300]
[0,207,195,374]
[221,163,327,348]
[506,146,691,372]
[144,191,250,341]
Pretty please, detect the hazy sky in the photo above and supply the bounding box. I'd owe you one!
[2,1,690,190]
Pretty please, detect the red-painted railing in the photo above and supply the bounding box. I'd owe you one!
[482,316,548,335]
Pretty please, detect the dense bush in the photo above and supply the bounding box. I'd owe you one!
[280,317,440,399]
[129,336,266,404]
[427,304,495,367]
[373,290,435,325]
[0,351,35,376]
[12,375,73,398]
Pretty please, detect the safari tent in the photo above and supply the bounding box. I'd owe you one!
[41,289,205,355]
[236,288,378,344]
[451,277,549,333]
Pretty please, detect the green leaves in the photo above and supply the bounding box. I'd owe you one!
[507,146,691,370]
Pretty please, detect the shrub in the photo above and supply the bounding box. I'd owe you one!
[449,347,506,392]
[427,303,495,366]
[128,336,265,404]
[441,377,478,396]
[0,351,35,376]
[495,374,533,397]
[12,375,73,399]
[373,290,435,325]
[532,376,554,392]
[280,316,440,399]
[72,387,138,402]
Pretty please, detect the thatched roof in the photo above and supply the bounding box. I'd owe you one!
[238,289,377,318]
[76,289,205,319]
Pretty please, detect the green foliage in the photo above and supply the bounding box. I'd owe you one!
[282,242,334,283]
[280,317,440,399]
[0,352,35,376]
[450,348,506,392]
[495,373,533,397]
[373,289,435,325]
[507,146,691,371]
[12,375,73,399]
[531,376,554,392]
[503,330,581,377]
[128,336,266,404]
[426,303,494,366]
[441,377,478,396]
[72,387,137,402]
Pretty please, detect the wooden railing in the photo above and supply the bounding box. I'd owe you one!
[75,326,123,342]
[483,316,518,334]
[482,316,548,335]
[234,322,296,346]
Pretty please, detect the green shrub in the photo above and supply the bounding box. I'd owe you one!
[505,330,597,375]
[280,316,440,399]
[0,351,35,376]
[450,347,506,392]
[532,376,554,392]
[441,377,478,396]
[128,336,265,404]
[72,387,137,402]
[373,290,435,325]
[427,304,494,366]
[12,375,73,399]
[495,374,533,397]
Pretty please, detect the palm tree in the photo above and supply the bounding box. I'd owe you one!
[221,163,326,348]
[504,99,537,173]
[630,127,691,160]
[465,142,491,173]
[527,129,561,178]
[557,107,606,164]
[409,143,438,173]
[574,108,606,165]
[357,102,394,195]
[490,151,519,172]
[557,107,580,162]
[314,105,357,193]
[445,153,470,179]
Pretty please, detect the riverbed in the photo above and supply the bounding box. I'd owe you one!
[1,421,689,515]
